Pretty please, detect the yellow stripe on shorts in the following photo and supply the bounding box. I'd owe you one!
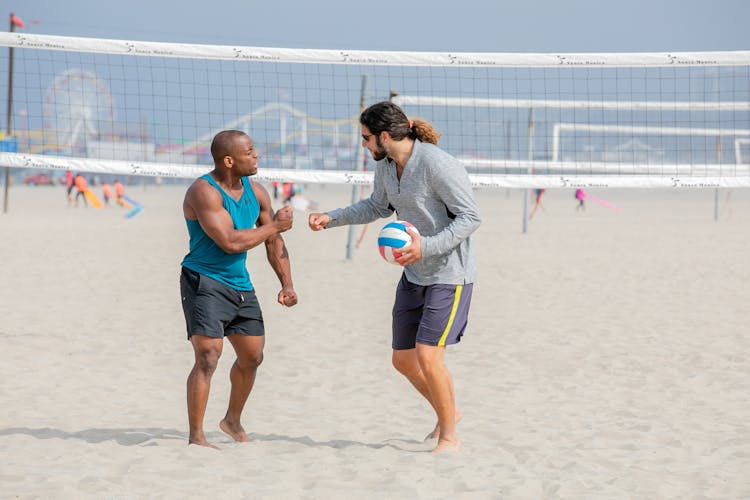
[438,285,463,347]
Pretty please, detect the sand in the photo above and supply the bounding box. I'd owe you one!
[0,182,748,499]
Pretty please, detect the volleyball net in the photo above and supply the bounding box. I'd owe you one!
[1,32,749,188]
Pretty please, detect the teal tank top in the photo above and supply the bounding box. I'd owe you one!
[181,174,260,291]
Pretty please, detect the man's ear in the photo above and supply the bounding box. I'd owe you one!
[223,155,233,169]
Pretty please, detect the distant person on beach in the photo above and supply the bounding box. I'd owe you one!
[575,188,586,211]
[282,182,296,204]
[180,129,297,448]
[308,101,480,453]
[114,180,125,207]
[529,188,546,219]
[65,170,74,206]
[73,174,87,207]
[102,182,113,205]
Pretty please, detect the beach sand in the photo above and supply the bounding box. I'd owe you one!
[0,182,748,498]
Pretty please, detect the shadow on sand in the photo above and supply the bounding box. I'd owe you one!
[0,427,428,451]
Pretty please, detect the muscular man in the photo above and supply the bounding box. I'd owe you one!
[180,130,297,448]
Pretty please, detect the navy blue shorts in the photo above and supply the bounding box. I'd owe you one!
[392,273,473,350]
[180,266,264,340]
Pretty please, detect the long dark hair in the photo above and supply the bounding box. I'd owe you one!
[359,101,440,145]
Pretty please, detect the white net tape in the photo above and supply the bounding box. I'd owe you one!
[2,33,749,188]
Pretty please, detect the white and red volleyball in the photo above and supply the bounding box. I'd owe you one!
[378,220,418,265]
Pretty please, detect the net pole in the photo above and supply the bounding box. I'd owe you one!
[522,109,534,234]
[714,137,721,221]
[345,74,368,260]
[505,120,511,199]
[3,14,17,214]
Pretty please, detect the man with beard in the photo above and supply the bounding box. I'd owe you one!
[308,102,481,453]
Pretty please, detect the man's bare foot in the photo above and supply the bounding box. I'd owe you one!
[188,437,220,450]
[424,408,463,441]
[432,438,461,453]
[220,419,251,443]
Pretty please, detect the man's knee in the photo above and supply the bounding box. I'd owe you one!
[237,350,263,371]
[392,350,418,377]
[416,346,443,376]
[194,344,222,374]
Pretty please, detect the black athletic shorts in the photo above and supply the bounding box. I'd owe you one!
[180,266,264,340]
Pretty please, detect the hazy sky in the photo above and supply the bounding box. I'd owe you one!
[3,0,749,52]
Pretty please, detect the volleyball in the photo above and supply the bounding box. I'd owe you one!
[378,220,418,265]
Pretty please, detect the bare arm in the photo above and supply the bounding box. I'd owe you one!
[254,183,297,307]
[183,178,292,254]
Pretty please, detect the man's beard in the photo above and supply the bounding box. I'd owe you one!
[371,137,387,161]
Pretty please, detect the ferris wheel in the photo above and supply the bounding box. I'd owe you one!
[43,69,114,153]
